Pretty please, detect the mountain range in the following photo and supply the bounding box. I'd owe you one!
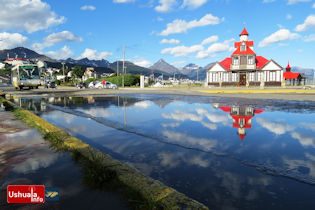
[1,47,313,80]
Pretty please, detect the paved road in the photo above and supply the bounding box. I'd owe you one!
[1,85,315,101]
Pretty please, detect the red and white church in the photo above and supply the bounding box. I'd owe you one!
[206,28,285,87]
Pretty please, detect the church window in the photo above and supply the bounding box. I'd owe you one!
[241,43,246,51]
[270,71,276,81]
[233,57,239,65]
[248,56,254,65]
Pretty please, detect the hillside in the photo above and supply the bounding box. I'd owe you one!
[149,59,179,74]
[109,61,187,78]
[0,47,55,62]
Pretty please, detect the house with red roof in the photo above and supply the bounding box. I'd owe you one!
[283,62,304,85]
[206,28,284,87]
[219,105,263,141]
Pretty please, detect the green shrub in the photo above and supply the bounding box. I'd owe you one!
[88,74,140,87]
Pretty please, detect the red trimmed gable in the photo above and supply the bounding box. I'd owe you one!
[219,58,232,70]
[234,41,254,48]
[240,27,249,36]
[232,45,255,55]
[256,56,269,70]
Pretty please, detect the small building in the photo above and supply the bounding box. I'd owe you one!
[82,67,98,80]
[283,62,305,86]
[206,28,284,87]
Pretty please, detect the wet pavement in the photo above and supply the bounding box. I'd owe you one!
[0,106,130,210]
[10,94,315,210]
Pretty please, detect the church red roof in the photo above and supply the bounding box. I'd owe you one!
[240,28,249,36]
[283,71,300,79]
[219,58,232,70]
[219,106,231,112]
[234,41,254,48]
[232,45,255,55]
[256,56,269,70]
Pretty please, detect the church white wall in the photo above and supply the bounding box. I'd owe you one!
[208,63,226,72]
[261,60,282,71]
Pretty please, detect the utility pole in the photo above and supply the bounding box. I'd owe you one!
[61,62,65,83]
[122,46,125,88]
[116,57,119,76]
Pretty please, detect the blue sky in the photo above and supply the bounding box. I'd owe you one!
[0,0,315,69]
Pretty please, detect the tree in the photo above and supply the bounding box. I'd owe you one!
[0,67,11,76]
[72,66,84,79]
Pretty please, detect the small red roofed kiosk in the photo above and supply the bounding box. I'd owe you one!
[283,62,305,86]
[206,27,284,87]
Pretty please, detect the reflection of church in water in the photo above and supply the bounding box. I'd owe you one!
[215,105,263,140]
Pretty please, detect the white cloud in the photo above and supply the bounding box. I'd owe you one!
[78,48,112,60]
[258,29,299,47]
[134,59,152,67]
[45,46,74,60]
[295,15,315,31]
[263,0,276,2]
[134,101,153,109]
[304,34,315,41]
[256,118,294,135]
[157,17,164,21]
[196,108,229,125]
[300,122,315,131]
[80,5,96,11]
[160,38,180,44]
[196,51,209,59]
[162,110,203,121]
[201,35,219,45]
[161,122,180,128]
[288,0,311,5]
[113,0,135,3]
[162,130,217,151]
[286,14,292,20]
[155,0,177,12]
[291,132,315,148]
[182,0,207,9]
[0,0,65,33]
[161,44,203,57]
[33,31,82,51]
[313,3,315,8]
[0,32,28,50]
[159,14,222,36]
[196,39,234,58]
[207,40,232,53]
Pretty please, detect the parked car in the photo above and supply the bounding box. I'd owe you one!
[105,81,118,89]
[94,81,104,89]
[88,81,95,88]
[76,82,88,89]
[45,81,57,88]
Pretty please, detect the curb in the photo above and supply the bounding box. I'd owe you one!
[0,98,208,210]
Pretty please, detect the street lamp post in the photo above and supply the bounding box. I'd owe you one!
[61,62,65,83]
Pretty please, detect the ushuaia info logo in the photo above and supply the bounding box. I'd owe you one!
[7,185,45,203]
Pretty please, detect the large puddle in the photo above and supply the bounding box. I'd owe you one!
[11,94,315,210]
[0,106,130,209]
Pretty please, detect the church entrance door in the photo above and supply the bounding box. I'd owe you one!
[240,73,246,86]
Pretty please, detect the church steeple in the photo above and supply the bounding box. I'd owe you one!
[240,27,249,42]
[286,61,291,72]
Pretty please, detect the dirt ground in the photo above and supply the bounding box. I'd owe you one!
[1,86,315,102]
